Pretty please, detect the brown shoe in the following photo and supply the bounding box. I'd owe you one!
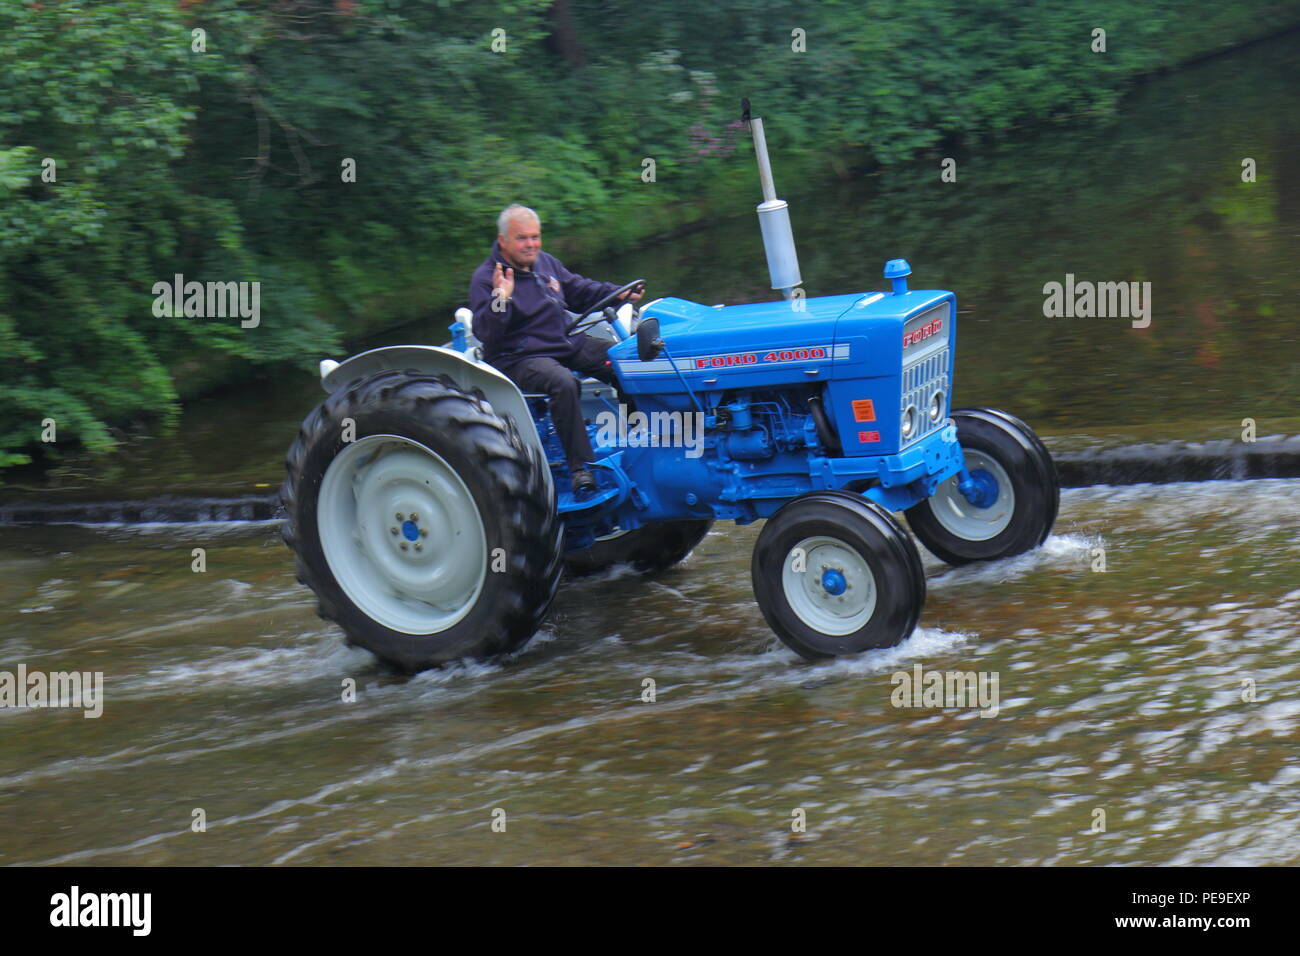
[571,468,596,496]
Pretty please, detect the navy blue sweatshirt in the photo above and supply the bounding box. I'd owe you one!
[468,240,619,368]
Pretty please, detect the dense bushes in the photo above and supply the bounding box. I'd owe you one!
[1,0,1297,471]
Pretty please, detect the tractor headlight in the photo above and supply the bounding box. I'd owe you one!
[901,404,917,441]
[929,390,944,423]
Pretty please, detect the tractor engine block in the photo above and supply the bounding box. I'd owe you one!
[710,389,821,461]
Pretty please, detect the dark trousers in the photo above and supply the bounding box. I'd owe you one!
[495,334,617,469]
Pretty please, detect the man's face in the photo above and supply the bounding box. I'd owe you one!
[499,216,541,270]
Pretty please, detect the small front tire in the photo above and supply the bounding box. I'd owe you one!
[752,492,926,660]
[905,408,1058,565]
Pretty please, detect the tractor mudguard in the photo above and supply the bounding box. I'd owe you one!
[319,345,551,496]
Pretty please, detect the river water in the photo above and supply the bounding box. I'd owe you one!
[2,478,1297,865]
[1,34,1297,865]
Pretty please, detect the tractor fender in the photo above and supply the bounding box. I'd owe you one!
[319,345,551,494]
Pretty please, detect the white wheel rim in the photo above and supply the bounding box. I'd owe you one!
[930,449,1015,541]
[781,535,878,636]
[317,434,488,634]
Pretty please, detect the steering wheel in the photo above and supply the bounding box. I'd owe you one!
[566,279,646,335]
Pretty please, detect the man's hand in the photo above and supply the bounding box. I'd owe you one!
[618,281,646,303]
[492,262,515,302]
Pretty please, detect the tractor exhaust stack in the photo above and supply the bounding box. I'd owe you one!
[745,101,803,300]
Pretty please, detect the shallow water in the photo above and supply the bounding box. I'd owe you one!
[2,478,1296,865]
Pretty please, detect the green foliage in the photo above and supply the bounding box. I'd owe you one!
[1,0,1297,474]
[0,0,335,470]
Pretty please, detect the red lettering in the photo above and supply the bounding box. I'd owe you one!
[698,353,760,368]
[758,347,828,363]
[905,320,943,349]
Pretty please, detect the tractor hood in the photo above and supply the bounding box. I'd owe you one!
[610,290,951,394]
[644,294,861,341]
[610,294,859,388]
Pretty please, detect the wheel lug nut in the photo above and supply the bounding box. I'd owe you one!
[390,527,398,535]
[400,542,408,551]
[414,543,422,552]
[395,512,403,520]
[420,528,428,538]
[410,512,419,522]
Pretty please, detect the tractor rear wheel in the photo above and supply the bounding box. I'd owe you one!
[563,520,714,577]
[281,370,562,671]
[752,491,925,660]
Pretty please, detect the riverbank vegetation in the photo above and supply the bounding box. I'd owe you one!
[2,0,1298,473]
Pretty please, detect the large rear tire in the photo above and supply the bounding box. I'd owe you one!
[281,370,562,671]
[905,408,1058,566]
[563,520,714,577]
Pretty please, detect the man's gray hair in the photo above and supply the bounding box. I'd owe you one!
[498,203,540,236]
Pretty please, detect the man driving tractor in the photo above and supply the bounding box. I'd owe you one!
[468,204,644,496]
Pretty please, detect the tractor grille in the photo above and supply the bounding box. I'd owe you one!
[901,346,950,446]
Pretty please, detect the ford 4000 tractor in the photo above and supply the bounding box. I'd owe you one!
[281,112,1059,670]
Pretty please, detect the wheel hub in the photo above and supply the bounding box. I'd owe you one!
[931,450,1015,541]
[820,567,847,595]
[958,468,999,508]
[318,435,488,634]
[781,536,877,636]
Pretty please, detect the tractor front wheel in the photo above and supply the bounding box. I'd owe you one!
[752,491,925,660]
[904,408,1058,566]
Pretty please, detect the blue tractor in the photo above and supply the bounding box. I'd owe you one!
[281,113,1058,670]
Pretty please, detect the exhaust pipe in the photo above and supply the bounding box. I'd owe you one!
[745,100,802,300]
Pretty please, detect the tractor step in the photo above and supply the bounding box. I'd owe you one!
[556,482,620,515]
